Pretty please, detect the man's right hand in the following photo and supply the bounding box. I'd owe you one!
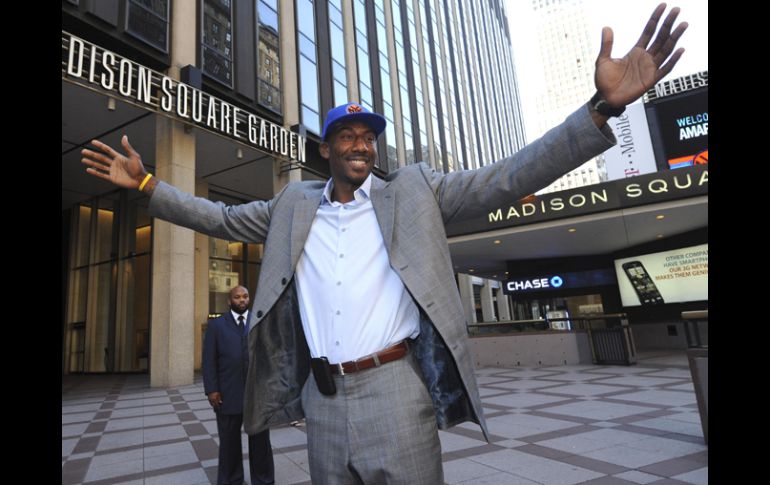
[81,135,149,190]
[207,391,223,412]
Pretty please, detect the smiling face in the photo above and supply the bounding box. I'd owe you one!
[320,121,378,202]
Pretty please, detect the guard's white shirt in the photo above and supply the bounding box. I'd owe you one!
[295,174,420,363]
[231,310,248,326]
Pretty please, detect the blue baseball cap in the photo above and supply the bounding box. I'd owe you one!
[321,102,387,141]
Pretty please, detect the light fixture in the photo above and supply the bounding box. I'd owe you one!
[107,97,116,111]
[656,215,665,220]
[657,234,664,239]
[469,269,475,273]
[568,228,577,233]
[493,240,501,244]
[237,148,244,159]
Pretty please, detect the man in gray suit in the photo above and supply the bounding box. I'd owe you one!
[82,5,687,483]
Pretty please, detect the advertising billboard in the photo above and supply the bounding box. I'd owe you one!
[646,85,708,170]
[614,244,708,307]
[604,103,658,180]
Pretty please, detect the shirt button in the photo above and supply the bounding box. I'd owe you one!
[336,281,341,286]
[341,228,347,232]
[339,253,344,258]
[335,341,340,346]
[336,310,341,315]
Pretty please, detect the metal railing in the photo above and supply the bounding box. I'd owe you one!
[467,313,637,366]
[682,310,708,348]
[466,318,550,336]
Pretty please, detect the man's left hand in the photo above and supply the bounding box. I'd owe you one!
[594,3,688,109]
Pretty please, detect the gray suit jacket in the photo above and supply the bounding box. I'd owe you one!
[149,104,615,441]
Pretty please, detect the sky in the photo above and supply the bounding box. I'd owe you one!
[505,0,708,141]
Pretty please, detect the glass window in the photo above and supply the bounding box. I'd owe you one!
[125,254,151,371]
[302,106,320,134]
[257,0,278,26]
[297,0,320,133]
[354,0,373,108]
[127,202,152,255]
[66,196,152,374]
[247,263,261,302]
[209,238,246,315]
[300,56,320,113]
[126,0,169,52]
[75,205,92,267]
[257,0,281,112]
[334,80,347,107]
[203,0,234,87]
[332,61,346,86]
[299,34,317,61]
[296,1,316,35]
[330,27,345,62]
[95,199,116,264]
[92,261,115,372]
[71,268,89,324]
[247,243,264,261]
[329,0,343,25]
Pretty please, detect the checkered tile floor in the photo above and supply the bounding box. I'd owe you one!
[62,351,707,484]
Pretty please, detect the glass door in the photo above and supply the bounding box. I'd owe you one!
[64,192,152,373]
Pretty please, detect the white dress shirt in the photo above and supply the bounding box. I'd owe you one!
[231,310,248,327]
[295,174,420,363]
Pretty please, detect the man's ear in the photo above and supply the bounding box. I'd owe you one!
[319,142,330,159]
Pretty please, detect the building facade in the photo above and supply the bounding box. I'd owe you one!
[61,0,528,385]
[519,0,606,194]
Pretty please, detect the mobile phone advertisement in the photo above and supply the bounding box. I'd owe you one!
[614,244,708,306]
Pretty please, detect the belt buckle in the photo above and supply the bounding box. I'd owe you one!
[335,363,345,376]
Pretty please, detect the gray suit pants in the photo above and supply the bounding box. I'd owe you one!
[301,351,443,484]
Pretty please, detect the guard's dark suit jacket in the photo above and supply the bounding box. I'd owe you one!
[202,312,249,415]
[150,104,616,441]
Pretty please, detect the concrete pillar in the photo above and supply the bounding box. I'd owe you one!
[280,0,300,133]
[410,0,437,170]
[496,288,511,321]
[383,0,407,168]
[276,0,303,190]
[432,0,459,169]
[151,118,196,388]
[150,0,197,388]
[193,179,210,371]
[457,273,476,324]
[480,280,496,322]
[342,0,360,102]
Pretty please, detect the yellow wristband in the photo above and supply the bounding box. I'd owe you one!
[138,173,153,192]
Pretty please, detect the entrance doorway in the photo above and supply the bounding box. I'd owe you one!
[63,191,152,373]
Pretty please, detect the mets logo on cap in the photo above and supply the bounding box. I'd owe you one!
[347,104,363,113]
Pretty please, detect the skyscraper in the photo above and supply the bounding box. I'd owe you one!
[519,0,605,193]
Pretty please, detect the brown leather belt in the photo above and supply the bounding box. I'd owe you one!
[329,341,409,375]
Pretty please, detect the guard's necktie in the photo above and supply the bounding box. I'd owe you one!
[238,315,247,336]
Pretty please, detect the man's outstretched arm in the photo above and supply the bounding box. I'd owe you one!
[81,136,274,243]
[429,3,689,223]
